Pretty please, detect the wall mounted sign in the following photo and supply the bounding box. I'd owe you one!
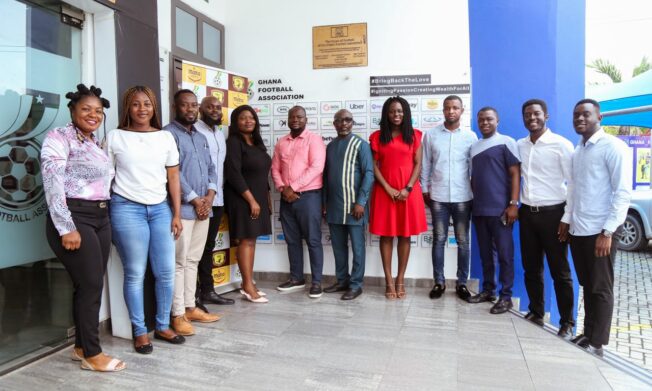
[313,23,368,69]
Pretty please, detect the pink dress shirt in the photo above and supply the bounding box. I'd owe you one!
[271,129,326,192]
[41,123,114,235]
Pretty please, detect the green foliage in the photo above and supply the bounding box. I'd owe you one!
[588,56,651,83]
[633,56,651,77]
[588,59,622,83]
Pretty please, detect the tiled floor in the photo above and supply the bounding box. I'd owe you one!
[607,248,651,369]
[576,248,652,370]
[2,282,651,390]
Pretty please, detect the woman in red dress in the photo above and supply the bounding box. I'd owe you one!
[369,96,427,299]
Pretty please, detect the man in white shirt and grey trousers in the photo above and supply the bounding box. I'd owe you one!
[563,98,632,357]
[195,96,235,306]
[517,99,575,340]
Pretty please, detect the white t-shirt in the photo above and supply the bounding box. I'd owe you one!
[106,129,180,205]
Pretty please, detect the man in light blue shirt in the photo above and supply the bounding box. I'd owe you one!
[564,99,632,357]
[164,89,221,335]
[420,95,478,300]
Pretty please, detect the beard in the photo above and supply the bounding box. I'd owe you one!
[176,115,197,126]
[336,129,352,136]
[202,113,222,127]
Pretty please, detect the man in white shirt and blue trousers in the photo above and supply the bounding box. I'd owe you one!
[421,95,477,300]
[565,99,632,357]
[517,99,575,339]
[195,96,234,306]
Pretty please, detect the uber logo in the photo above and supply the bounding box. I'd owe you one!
[345,100,367,114]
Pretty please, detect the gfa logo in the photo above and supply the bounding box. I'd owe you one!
[0,89,59,211]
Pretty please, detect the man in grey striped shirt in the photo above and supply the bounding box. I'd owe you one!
[322,109,374,300]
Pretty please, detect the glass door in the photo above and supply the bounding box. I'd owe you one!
[0,0,81,371]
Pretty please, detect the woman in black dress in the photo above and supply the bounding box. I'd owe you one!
[224,105,272,303]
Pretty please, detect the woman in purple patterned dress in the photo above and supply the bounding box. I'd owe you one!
[41,84,125,372]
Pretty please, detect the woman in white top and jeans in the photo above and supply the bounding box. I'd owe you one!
[107,86,184,353]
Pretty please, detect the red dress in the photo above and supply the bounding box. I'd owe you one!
[369,129,427,236]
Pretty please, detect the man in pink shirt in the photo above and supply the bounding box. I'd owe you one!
[272,106,327,298]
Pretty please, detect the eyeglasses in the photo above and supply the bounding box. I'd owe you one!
[334,117,354,124]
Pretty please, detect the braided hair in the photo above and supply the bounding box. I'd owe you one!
[118,85,162,130]
[379,96,414,145]
[65,83,110,112]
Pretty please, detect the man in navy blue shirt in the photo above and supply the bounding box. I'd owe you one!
[468,107,521,314]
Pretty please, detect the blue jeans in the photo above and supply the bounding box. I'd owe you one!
[279,191,324,284]
[328,224,366,290]
[430,200,471,286]
[110,194,176,336]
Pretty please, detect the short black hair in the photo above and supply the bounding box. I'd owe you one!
[574,98,600,111]
[173,89,196,104]
[66,83,110,111]
[477,106,499,120]
[522,99,548,115]
[443,95,463,106]
[288,105,306,116]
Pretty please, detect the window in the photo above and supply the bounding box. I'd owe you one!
[175,7,197,54]
[172,1,224,68]
[202,22,221,64]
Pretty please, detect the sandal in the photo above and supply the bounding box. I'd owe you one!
[240,289,267,297]
[385,285,397,300]
[243,291,270,303]
[396,283,406,299]
[71,347,83,361]
[80,355,126,372]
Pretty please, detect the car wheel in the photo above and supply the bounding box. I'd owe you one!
[618,213,647,251]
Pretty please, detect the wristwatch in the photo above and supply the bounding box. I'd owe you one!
[509,200,519,206]
[405,186,413,193]
[601,229,613,238]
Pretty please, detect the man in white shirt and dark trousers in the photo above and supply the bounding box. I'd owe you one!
[565,99,632,357]
[517,99,575,339]
[421,95,477,300]
[195,96,234,306]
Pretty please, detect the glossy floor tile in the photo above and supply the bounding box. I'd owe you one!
[1,282,650,390]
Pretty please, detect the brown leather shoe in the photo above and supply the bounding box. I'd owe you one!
[185,307,220,323]
[171,315,195,336]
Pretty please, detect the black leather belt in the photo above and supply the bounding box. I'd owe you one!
[521,202,565,213]
[295,189,320,196]
[67,198,109,208]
